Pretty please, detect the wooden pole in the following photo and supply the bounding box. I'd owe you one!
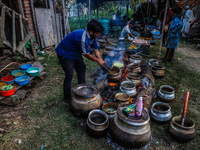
[12,10,16,52]
[53,0,59,45]
[49,0,57,46]
[0,2,28,21]
[0,4,6,39]
[30,37,37,60]
[30,0,41,48]
[18,0,24,18]
[61,0,66,36]
[19,14,26,57]
[88,0,91,22]
[158,0,169,58]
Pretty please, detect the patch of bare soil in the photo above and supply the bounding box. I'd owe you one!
[177,44,200,72]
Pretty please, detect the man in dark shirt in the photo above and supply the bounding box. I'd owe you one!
[56,19,105,104]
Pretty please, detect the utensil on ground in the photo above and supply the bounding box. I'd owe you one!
[181,92,190,126]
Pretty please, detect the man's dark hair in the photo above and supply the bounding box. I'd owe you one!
[87,19,105,33]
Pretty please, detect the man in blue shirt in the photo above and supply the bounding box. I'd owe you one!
[56,19,104,104]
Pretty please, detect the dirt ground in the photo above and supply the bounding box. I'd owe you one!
[177,43,200,72]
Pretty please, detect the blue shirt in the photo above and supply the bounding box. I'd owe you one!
[56,29,99,60]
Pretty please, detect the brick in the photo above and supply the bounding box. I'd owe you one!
[24,4,30,6]
[25,11,31,14]
[25,8,31,11]
[24,6,30,9]
[25,12,31,16]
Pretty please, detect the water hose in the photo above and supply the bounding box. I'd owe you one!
[0,62,20,73]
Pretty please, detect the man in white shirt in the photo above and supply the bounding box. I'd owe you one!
[181,5,195,37]
[121,21,135,39]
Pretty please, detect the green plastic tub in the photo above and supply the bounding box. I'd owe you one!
[26,67,40,77]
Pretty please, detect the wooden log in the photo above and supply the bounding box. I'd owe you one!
[16,33,33,52]
[12,10,16,52]
[17,0,24,17]
[61,0,66,36]
[30,0,41,47]
[0,4,6,40]
[19,14,26,57]
[30,37,37,60]
[3,40,12,48]
[49,0,58,46]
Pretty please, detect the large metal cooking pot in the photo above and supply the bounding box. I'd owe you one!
[71,84,102,116]
[129,54,142,64]
[108,67,122,82]
[127,73,141,86]
[169,116,196,142]
[120,81,137,97]
[151,62,165,77]
[157,85,175,102]
[86,109,109,138]
[150,102,172,122]
[110,105,151,148]
[102,102,118,119]
[115,93,130,105]
[127,63,142,73]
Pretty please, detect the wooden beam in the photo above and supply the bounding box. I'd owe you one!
[30,37,37,60]
[3,40,12,48]
[0,2,28,21]
[18,0,24,18]
[61,0,66,36]
[49,0,58,46]
[30,0,41,48]
[12,10,16,52]
[19,14,27,57]
[0,4,6,39]
[16,33,33,52]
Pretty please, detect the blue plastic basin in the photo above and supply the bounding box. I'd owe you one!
[20,64,32,71]
[15,76,29,86]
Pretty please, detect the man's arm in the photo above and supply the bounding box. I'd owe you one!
[84,53,104,67]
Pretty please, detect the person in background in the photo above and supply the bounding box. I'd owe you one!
[181,5,195,37]
[162,7,183,62]
[121,21,135,39]
[56,19,105,104]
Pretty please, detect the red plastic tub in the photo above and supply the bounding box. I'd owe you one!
[0,86,16,97]
[1,75,16,84]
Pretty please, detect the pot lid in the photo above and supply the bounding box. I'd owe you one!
[117,105,150,126]
[72,84,98,98]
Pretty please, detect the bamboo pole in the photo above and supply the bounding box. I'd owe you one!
[158,0,169,58]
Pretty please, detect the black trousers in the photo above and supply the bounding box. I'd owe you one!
[58,55,86,99]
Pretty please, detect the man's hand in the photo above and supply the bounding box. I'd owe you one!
[97,59,104,67]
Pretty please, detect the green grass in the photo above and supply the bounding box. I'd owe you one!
[0,41,200,150]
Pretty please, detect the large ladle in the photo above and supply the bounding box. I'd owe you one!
[181,92,190,126]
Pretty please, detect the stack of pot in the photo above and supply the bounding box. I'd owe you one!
[150,61,165,78]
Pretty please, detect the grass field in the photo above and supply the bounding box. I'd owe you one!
[0,41,199,150]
